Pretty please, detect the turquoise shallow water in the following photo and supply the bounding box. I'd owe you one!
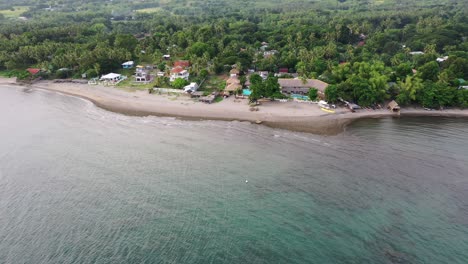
[0,86,467,263]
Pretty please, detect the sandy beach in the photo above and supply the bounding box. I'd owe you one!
[2,77,467,134]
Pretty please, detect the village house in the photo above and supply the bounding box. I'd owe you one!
[278,78,329,96]
[100,73,126,85]
[174,60,190,68]
[170,67,189,82]
[134,65,152,83]
[275,68,295,77]
[122,61,134,69]
[170,60,190,82]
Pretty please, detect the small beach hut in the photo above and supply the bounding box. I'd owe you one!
[388,100,400,112]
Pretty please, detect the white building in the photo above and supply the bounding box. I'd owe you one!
[436,56,449,62]
[170,66,189,82]
[100,73,126,85]
[122,61,134,69]
[184,82,199,93]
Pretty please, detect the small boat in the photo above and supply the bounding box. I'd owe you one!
[321,107,335,113]
[318,100,329,108]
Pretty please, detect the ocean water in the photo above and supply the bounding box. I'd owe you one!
[0,86,467,264]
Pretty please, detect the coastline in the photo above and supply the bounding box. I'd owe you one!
[1,78,467,135]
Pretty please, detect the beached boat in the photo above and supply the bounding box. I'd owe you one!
[318,100,330,109]
[320,107,335,113]
[318,100,335,113]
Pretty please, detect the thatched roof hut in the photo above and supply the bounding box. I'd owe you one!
[388,100,400,112]
[224,77,241,93]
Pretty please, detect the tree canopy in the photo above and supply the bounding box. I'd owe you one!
[0,0,466,107]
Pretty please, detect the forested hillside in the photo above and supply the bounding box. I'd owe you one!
[0,0,467,108]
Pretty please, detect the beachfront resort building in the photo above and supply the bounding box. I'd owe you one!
[278,78,329,96]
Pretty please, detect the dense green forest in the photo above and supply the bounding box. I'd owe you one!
[0,0,467,108]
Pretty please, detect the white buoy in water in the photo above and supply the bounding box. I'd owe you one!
[245,180,248,183]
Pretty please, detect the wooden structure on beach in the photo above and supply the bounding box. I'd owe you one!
[200,92,219,104]
[388,100,400,112]
[190,91,204,98]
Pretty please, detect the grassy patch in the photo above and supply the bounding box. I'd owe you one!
[200,75,226,94]
[113,69,169,91]
[116,77,155,90]
[214,97,223,103]
[0,70,13,77]
[0,6,29,17]
[0,70,26,77]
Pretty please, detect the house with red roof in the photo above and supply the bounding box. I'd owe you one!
[173,60,190,68]
[170,66,189,82]
[170,61,190,82]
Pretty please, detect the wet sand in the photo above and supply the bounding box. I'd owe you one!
[2,78,467,135]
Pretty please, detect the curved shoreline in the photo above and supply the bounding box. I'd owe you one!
[2,79,467,135]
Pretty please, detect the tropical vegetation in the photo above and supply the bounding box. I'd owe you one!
[0,0,466,108]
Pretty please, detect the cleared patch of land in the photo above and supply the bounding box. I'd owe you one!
[0,6,29,17]
[135,7,162,13]
[200,75,226,95]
